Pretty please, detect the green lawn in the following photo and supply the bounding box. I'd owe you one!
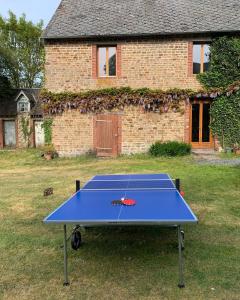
[0,150,239,300]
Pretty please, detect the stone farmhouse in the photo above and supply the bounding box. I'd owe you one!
[43,0,240,157]
[0,89,44,149]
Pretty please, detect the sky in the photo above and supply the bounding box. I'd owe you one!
[0,0,61,27]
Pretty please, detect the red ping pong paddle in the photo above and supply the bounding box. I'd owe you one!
[180,191,185,197]
[122,198,136,206]
[111,198,137,206]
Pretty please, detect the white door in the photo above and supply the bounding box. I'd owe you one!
[35,121,45,147]
[4,121,16,147]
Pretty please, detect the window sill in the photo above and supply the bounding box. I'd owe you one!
[97,76,117,79]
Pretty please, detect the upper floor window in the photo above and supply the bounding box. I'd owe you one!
[193,43,210,74]
[98,46,116,77]
[17,95,30,113]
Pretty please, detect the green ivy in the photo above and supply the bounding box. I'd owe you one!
[42,119,53,145]
[197,37,240,149]
[210,92,240,148]
[20,116,33,148]
[198,37,240,89]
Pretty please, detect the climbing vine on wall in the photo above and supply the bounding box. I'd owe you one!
[20,116,33,148]
[197,36,240,149]
[42,118,53,145]
[40,87,193,115]
[198,37,240,89]
[40,83,240,117]
[210,91,240,148]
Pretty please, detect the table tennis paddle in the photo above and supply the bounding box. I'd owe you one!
[111,198,136,206]
[121,198,136,206]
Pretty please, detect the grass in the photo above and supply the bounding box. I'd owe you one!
[0,149,239,300]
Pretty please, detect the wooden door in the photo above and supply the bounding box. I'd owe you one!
[34,121,45,147]
[190,100,213,148]
[93,114,121,157]
[4,120,16,147]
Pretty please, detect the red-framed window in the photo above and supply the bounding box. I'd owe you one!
[192,42,210,74]
[97,46,117,77]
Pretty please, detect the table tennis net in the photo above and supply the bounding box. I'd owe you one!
[83,179,176,190]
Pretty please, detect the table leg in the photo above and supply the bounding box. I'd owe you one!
[178,225,185,288]
[63,224,70,286]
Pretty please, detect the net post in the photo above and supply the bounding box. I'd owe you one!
[76,180,80,192]
[175,179,180,191]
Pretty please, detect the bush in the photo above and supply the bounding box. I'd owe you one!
[149,141,191,157]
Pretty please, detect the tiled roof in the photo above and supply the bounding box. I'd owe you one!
[43,0,240,39]
[0,89,42,117]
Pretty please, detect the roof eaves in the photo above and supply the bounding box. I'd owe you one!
[43,30,240,41]
[14,90,29,102]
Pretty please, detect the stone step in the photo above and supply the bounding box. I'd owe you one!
[192,149,216,156]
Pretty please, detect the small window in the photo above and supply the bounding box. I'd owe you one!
[17,96,30,112]
[193,43,210,74]
[98,46,116,77]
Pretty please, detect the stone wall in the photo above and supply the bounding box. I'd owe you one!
[52,110,93,157]
[45,38,202,93]
[122,106,185,154]
[52,106,186,156]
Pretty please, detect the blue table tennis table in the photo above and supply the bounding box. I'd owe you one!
[44,173,198,288]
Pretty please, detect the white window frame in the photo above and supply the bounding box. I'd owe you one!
[17,96,30,113]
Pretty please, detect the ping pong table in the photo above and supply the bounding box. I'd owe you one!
[44,173,198,288]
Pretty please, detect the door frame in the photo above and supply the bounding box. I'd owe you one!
[93,113,122,157]
[34,119,45,148]
[3,119,17,148]
[190,100,213,149]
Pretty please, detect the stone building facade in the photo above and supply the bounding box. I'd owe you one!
[45,39,202,92]
[43,0,240,156]
[45,38,206,157]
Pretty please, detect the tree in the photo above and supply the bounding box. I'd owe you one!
[0,74,14,100]
[0,11,44,88]
[0,48,13,101]
[198,37,240,89]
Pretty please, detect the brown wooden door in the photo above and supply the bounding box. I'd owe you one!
[190,100,213,148]
[93,114,121,157]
